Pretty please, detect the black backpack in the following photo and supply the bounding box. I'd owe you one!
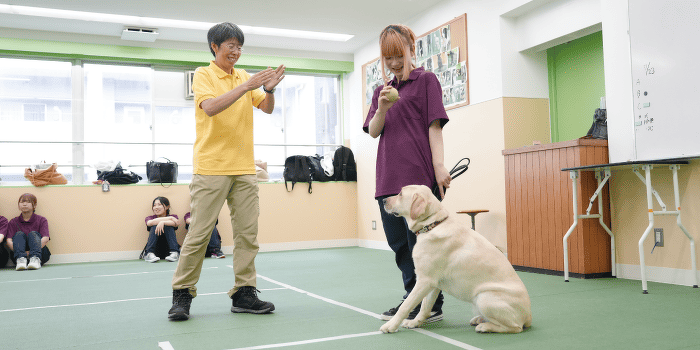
[332,146,357,181]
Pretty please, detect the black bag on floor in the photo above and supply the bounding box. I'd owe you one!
[332,146,357,181]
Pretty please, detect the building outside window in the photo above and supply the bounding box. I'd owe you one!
[0,57,342,184]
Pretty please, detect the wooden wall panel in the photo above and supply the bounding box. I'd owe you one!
[503,139,611,277]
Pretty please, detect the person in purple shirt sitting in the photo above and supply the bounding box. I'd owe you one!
[184,212,225,259]
[0,212,9,268]
[363,24,452,324]
[6,193,51,271]
[143,196,180,263]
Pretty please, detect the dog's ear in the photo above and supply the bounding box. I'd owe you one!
[410,193,427,221]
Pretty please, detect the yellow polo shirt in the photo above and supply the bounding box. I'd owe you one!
[192,61,266,175]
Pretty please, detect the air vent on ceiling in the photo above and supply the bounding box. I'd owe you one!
[121,27,159,42]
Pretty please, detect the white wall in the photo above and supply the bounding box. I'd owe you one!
[600,0,635,163]
[348,0,611,248]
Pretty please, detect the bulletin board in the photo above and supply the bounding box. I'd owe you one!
[362,14,469,119]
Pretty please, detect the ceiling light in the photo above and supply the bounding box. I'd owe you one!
[0,4,353,42]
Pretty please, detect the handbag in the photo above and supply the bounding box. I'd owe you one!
[146,158,178,185]
[24,163,68,187]
[432,157,470,200]
[584,108,607,139]
[97,163,141,184]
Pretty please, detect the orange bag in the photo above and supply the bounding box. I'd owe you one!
[24,163,68,187]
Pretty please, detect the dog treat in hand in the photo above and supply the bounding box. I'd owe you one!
[387,87,399,102]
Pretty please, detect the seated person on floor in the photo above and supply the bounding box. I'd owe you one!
[7,193,51,271]
[184,212,225,259]
[0,213,9,268]
[142,196,180,263]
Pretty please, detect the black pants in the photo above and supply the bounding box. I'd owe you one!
[377,196,444,310]
[0,240,9,267]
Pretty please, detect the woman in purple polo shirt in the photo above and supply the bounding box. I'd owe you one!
[142,196,180,263]
[6,193,51,271]
[0,213,9,268]
[363,24,451,324]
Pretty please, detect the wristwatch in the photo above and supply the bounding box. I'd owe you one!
[263,86,276,94]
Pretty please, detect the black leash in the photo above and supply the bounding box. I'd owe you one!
[432,157,470,200]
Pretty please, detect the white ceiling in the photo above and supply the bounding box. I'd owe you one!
[0,0,449,56]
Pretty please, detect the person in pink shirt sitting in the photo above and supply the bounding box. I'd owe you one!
[6,193,51,270]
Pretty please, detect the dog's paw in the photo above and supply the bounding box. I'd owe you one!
[402,318,424,329]
[380,322,400,333]
[475,323,492,333]
[470,316,486,326]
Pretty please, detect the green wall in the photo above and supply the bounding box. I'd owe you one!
[547,31,605,142]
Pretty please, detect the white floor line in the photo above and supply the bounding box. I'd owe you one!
[0,288,285,314]
[224,331,383,350]
[412,329,483,350]
[158,341,175,350]
[257,274,382,319]
[251,271,482,350]
[0,266,220,284]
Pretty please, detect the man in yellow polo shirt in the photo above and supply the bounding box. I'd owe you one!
[169,22,285,321]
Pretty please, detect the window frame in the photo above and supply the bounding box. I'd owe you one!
[0,55,345,185]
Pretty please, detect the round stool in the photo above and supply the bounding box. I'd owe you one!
[457,209,489,230]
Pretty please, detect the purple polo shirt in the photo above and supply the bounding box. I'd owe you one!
[0,216,7,239]
[7,213,50,240]
[363,67,449,198]
[145,214,179,231]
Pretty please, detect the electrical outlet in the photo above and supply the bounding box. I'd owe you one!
[654,228,664,247]
[372,221,377,230]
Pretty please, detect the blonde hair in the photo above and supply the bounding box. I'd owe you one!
[380,24,416,82]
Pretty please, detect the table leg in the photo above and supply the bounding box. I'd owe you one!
[563,170,579,282]
[670,165,699,288]
[638,165,655,294]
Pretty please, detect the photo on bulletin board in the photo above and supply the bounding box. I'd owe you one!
[430,30,441,56]
[362,13,469,115]
[447,47,459,67]
[416,37,427,61]
[437,52,447,73]
[440,25,451,52]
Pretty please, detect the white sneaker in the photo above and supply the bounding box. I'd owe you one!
[27,257,41,270]
[145,252,160,263]
[15,257,28,271]
[165,251,179,262]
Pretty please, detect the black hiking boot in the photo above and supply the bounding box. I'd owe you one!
[168,289,193,321]
[230,286,275,314]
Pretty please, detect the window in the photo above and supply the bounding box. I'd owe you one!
[0,58,72,181]
[0,57,342,184]
[253,73,340,179]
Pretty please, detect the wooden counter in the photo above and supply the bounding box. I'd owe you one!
[502,139,612,277]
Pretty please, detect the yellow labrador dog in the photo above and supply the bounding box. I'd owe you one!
[380,185,532,334]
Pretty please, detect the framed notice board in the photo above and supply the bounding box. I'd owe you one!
[362,14,469,119]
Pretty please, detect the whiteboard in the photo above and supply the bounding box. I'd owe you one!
[629,0,700,161]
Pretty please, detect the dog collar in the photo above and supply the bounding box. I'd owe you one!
[415,217,448,235]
